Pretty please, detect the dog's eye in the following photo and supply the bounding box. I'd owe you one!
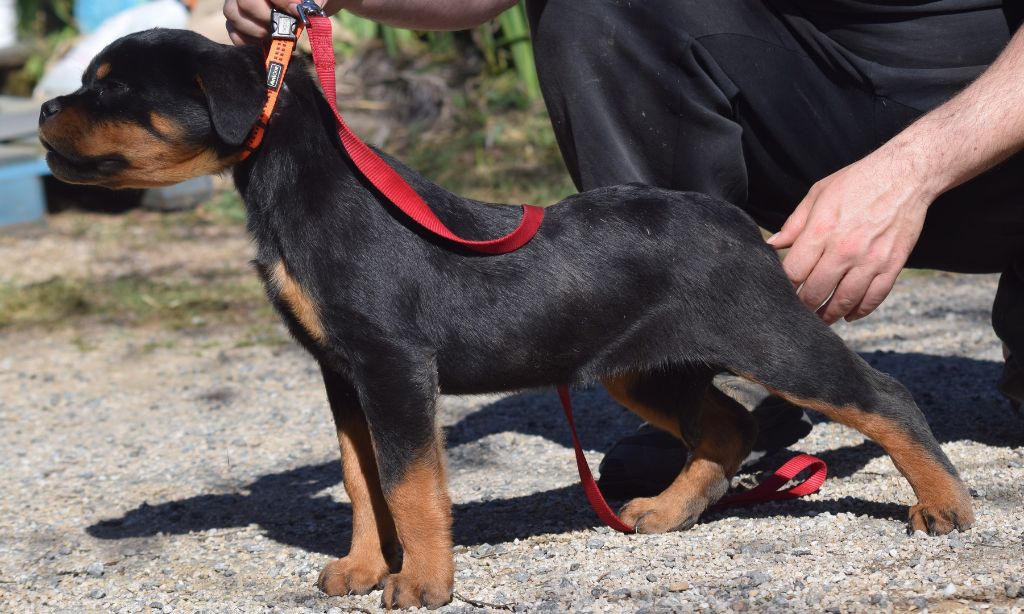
[98,81,130,97]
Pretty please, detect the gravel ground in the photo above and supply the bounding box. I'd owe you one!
[1,219,1023,613]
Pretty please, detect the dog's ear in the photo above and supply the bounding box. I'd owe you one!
[195,45,266,146]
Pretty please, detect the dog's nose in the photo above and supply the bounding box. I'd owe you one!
[39,98,62,125]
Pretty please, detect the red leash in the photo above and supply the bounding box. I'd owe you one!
[293,10,827,532]
[557,385,827,532]
[305,15,544,254]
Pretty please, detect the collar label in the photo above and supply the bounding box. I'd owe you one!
[267,62,284,90]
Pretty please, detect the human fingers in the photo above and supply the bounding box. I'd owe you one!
[224,0,272,41]
[779,221,828,294]
[844,271,899,322]
[795,253,847,314]
[226,20,262,46]
[819,266,876,325]
[767,185,818,249]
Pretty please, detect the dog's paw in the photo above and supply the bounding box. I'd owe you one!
[907,500,974,536]
[380,571,453,610]
[619,496,701,533]
[316,556,389,596]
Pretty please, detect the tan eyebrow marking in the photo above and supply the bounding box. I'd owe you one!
[148,112,181,139]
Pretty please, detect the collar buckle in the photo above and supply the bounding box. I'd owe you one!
[271,9,298,40]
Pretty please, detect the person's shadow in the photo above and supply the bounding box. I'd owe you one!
[88,351,1022,553]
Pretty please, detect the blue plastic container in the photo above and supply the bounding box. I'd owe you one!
[0,158,49,228]
[73,0,147,33]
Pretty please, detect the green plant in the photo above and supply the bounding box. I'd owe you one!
[332,2,541,100]
[494,1,540,100]
[5,0,78,96]
[17,0,75,35]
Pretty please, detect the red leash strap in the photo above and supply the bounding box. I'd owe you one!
[305,16,544,254]
[712,452,827,510]
[556,385,828,533]
[558,386,637,533]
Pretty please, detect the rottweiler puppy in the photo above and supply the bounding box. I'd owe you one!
[38,29,974,609]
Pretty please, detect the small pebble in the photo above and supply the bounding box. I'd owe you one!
[746,571,771,587]
[85,562,104,577]
[471,544,493,558]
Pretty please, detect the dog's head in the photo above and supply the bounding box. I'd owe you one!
[39,29,266,189]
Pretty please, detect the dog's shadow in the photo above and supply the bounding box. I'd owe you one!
[88,351,1022,552]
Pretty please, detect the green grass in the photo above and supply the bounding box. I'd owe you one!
[193,191,248,226]
[0,273,272,331]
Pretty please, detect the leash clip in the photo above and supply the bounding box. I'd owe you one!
[270,8,298,40]
[295,0,325,27]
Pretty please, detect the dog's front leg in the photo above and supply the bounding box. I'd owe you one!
[317,365,400,597]
[356,355,453,610]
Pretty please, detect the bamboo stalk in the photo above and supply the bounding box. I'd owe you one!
[497,2,541,100]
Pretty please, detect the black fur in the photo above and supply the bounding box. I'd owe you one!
[40,28,974,609]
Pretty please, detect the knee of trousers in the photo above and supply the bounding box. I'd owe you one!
[529,0,777,75]
[529,0,709,88]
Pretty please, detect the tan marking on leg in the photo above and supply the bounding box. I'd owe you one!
[761,386,974,534]
[95,62,112,79]
[381,442,454,609]
[602,371,682,439]
[617,388,756,533]
[271,261,327,343]
[318,412,398,596]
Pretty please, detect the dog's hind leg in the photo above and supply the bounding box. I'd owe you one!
[317,365,399,597]
[721,302,974,535]
[602,367,757,533]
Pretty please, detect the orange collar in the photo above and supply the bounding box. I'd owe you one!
[238,11,303,160]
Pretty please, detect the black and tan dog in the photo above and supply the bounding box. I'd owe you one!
[39,29,974,609]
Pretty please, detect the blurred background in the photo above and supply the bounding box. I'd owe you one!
[0,0,574,338]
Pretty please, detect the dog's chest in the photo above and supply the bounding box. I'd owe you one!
[254,257,328,346]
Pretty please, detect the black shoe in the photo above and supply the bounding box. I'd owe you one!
[998,354,1024,418]
[596,377,813,499]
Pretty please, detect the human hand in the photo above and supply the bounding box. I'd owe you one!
[766,146,939,324]
[223,0,344,46]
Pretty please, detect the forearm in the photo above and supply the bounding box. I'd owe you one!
[325,0,519,30]
[881,26,1024,200]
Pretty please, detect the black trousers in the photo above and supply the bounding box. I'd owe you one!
[525,0,1024,356]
